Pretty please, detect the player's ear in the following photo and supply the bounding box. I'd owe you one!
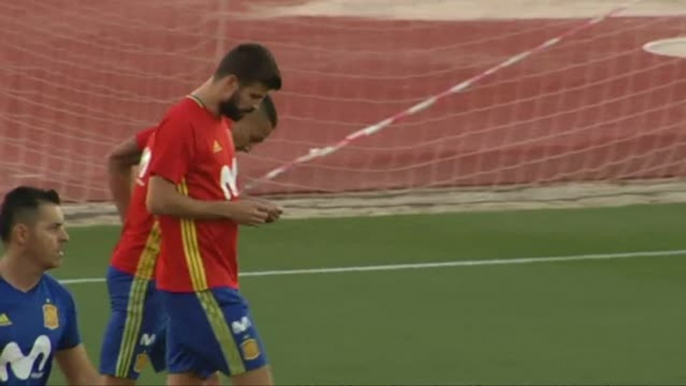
[222,75,239,97]
[12,223,30,245]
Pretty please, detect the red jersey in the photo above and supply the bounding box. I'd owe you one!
[109,127,160,278]
[147,97,240,293]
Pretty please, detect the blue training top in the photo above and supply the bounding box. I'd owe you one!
[0,274,80,385]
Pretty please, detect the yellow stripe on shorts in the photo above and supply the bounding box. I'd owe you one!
[114,222,161,377]
[196,291,246,375]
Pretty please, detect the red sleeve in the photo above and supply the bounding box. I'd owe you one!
[148,113,195,185]
[135,127,156,150]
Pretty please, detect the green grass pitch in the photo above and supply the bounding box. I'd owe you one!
[47,203,686,385]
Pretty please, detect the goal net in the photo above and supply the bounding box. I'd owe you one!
[1,0,685,212]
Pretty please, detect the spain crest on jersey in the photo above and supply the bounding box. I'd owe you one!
[42,304,59,330]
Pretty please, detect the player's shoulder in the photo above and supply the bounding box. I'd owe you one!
[156,98,203,135]
[41,274,75,303]
[165,97,204,121]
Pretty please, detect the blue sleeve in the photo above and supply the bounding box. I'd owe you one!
[57,288,81,350]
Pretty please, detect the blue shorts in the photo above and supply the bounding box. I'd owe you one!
[99,266,167,379]
[160,287,269,379]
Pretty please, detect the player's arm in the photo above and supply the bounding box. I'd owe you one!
[55,345,101,386]
[54,290,101,385]
[145,116,272,225]
[147,176,277,225]
[147,176,238,219]
[107,127,155,220]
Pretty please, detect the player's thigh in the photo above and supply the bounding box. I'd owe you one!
[161,291,223,380]
[166,370,259,386]
[100,266,167,379]
[167,372,205,386]
[165,371,221,386]
[203,372,221,386]
[161,289,270,379]
[103,374,136,386]
[230,365,273,386]
[214,289,270,376]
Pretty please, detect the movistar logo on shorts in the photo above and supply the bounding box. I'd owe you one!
[231,317,252,334]
[140,333,156,347]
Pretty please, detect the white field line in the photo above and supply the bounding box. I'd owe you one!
[59,249,686,285]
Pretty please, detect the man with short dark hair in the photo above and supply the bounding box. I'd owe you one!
[99,95,280,386]
[146,42,283,386]
[0,186,100,386]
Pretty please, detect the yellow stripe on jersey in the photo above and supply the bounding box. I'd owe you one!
[182,218,209,290]
[115,222,162,377]
[196,291,246,375]
[177,180,209,291]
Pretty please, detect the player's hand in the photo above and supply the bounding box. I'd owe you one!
[265,204,283,223]
[244,197,283,223]
[223,200,272,226]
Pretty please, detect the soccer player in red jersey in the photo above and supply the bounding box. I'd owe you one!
[146,43,282,386]
[99,94,280,386]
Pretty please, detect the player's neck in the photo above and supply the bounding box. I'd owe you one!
[190,81,221,118]
[0,251,44,293]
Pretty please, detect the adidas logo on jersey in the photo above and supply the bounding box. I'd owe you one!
[213,140,223,153]
[0,314,11,327]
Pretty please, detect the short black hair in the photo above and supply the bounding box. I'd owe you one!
[214,43,282,91]
[259,94,278,128]
[0,186,61,243]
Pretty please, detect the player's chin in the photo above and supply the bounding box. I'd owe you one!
[47,254,64,269]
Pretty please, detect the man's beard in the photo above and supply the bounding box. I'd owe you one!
[219,93,255,121]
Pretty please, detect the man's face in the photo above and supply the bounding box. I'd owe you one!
[19,204,69,270]
[218,77,270,121]
[232,112,274,153]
